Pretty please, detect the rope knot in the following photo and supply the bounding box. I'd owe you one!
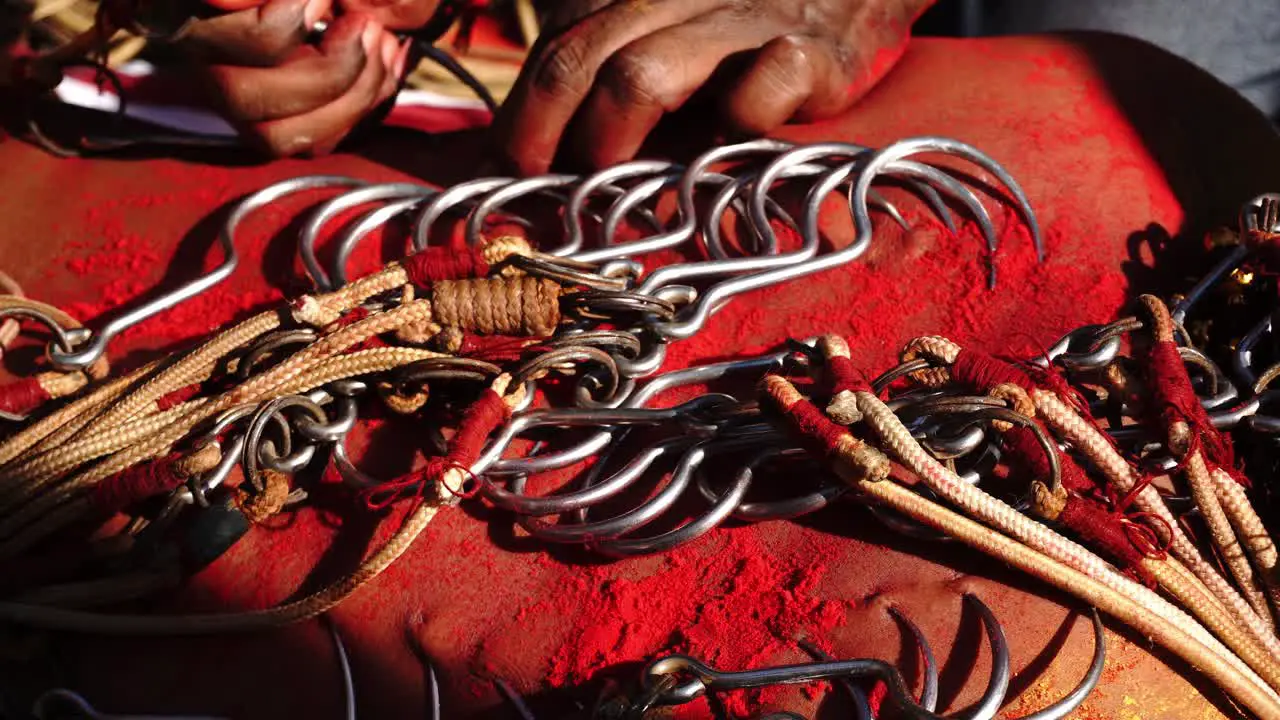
[431,276,561,336]
[989,383,1035,431]
[237,469,292,524]
[1030,481,1068,521]
[361,377,515,510]
[291,295,341,327]
[480,235,534,273]
[899,336,960,388]
[815,335,869,423]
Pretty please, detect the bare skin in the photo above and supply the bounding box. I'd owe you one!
[175,0,931,167]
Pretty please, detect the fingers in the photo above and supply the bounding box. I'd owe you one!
[248,21,408,156]
[569,11,776,169]
[334,0,440,30]
[204,13,369,123]
[493,0,725,176]
[721,33,849,137]
[182,0,329,66]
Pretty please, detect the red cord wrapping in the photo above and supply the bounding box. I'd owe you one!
[1001,425,1160,584]
[88,452,188,514]
[950,349,1034,392]
[1059,496,1157,586]
[457,334,534,362]
[826,354,870,394]
[0,376,50,415]
[402,247,490,286]
[867,680,888,715]
[156,382,202,411]
[777,396,854,459]
[362,388,510,510]
[1145,340,1246,484]
[1002,426,1092,494]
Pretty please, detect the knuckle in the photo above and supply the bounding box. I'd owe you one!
[766,34,814,74]
[532,38,592,97]
[602,50,674,107]
[251,126,313,158]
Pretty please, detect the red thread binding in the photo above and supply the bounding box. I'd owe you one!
[867,680,888,715]
[950,349,1034,392]
[1145,340,1246,484]
[88,453,187,514]
[457,334,534,362]
[1059,497,1157,586]
[1001,423,1160,580]
[1001,425,1094,493]
[773,396,853,459]
[0,376,50,415]
[826,354,870,394]
[362,389,510,510]
[156,382,202,411]
[402,247,490,286]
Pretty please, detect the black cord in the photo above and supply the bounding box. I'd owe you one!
[414,40,501,114]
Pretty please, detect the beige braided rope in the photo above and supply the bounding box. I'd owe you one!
[0,315,446,553]
[271,347,445,398]
[851,478,1280,718]
[0,402,214,545]
[82,310,281,435]
[1139,294,1279,629]
[1215,467,1280,615]
[1033,390,1280,660]
[0,400,204,513]
[850,388,1280,691]
[0,364,148,467]
[0,375,524,634]
[895,333,1280,661]
[1186,450,1274,628]
[1140,554,1280,691]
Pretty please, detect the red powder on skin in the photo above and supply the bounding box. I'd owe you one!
[503,206,1130,718]
[53,184,399,366]
[46,61,1152,715]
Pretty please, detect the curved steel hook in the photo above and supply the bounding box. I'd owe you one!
[49,175,365,371]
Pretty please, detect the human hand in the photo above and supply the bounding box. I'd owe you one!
[493,0,935,176]
[177,0,431,156]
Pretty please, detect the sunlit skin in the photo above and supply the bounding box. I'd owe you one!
[186,0,932,168]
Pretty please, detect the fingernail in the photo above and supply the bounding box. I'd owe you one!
[303,0,327,31]
[393,39,412,78]
[362,20,382,55]
[380,34,397,69]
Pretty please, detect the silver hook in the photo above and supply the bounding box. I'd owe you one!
[300,182,432,291]
[48,175,365,371]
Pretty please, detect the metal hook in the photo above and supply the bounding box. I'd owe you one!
[49,175,364,371]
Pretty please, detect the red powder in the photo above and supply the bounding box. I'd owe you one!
[53,182,401,368]
[42,86,1144,719]
[520,529,851,718]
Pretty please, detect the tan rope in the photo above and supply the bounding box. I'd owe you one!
[0,400,203,514]
[1214,467,1280,615]
[1138,295,1278,629]
[0,362,155,467]
[852,478,1280,718]
[431,277,561,336]
[848,386,1280,691]
[0,376,524,633]
[1033,389,1280,659]
[894,332,1280,662]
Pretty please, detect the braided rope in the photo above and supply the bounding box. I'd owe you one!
[851,388,1280,692]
